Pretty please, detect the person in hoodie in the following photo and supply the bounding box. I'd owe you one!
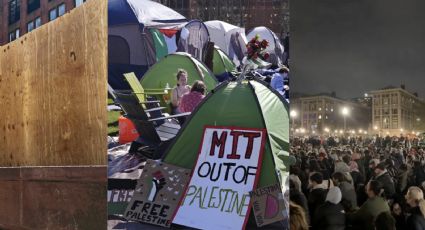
[405,186,425,230]
[373,162,396,199]
[332,171,358,211]
[312,186,346,230]
[308,172,328,221]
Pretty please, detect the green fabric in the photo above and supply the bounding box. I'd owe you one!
[140,53,217,91]
[250,81,290,187]
[212,47,236,75]
[150,28,168,61]
[348,197,390,230]
[163,80,288,188]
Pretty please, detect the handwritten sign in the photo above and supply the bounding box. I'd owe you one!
[124,160,191,227]
[173,126,266,229]
[250,184,286,227]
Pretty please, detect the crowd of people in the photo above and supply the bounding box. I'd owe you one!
[289,134,425,230]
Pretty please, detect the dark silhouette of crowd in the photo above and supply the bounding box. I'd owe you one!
[289,134,425,230]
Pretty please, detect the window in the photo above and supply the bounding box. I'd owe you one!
[35,17,41,28]
[27,21,34,32]
[75,0,85,7]
[58,3,66,16]
[27,0,40,14]
[49,8,57,21]
[8,28,20,42]
[8,0,20,25]
[392,108,398,115]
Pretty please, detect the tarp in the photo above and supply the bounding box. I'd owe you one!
[246,26,285,67]
[140,52,218,91]
[108,0,186,28]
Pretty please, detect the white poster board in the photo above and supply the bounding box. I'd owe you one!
[172,126,267,230]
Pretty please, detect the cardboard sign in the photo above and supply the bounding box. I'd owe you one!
[124,160,191,227]
[173,126,266,230]
[249,184,286,227]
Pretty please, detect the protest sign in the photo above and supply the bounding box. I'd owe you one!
[124,160,191,227]
[173,126,266,230]
[249,183,286,227]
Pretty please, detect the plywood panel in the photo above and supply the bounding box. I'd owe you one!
[0,0,107,166]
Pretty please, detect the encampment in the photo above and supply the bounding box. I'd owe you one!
[211,46,236,80]
[177,20,210,62]
[205,20,248,65]
[108,0,187,89]
[246,26,285,67]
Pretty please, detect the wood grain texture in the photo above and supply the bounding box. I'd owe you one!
[0,0,107,166]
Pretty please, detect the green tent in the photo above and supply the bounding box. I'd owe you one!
[163,79,290,188]
[212,46,236,76]
[140,52,218,91]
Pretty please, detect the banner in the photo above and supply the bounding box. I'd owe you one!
[173,126,266,229]
[124,160,191,227]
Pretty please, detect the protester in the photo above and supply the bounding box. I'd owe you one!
[332,171,357,211]
[405,186,425,229]
[312,187,346,230]
[289,202,309,230]
[171,69,191,114]
[375,211,396,230]
[307,172,327,221]
[270,66,289,94]
[179,80,206,113]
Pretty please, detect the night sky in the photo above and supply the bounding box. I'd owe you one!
[291,0,425,99]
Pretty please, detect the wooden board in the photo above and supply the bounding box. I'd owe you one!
[0,0,107,166]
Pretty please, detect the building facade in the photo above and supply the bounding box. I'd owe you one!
[291,94,371,135]
[370,86,425,136]
[153,0,289,39]
[0,0,85,45]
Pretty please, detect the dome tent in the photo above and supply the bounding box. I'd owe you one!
[108,0,187,89]
[177,20,210,62]
[162,79,290,229]
[205,20,248,65]
[246,26,285,67]
[140,52,218,91]
[211,46,236,79]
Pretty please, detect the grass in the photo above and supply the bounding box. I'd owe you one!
[108,98,120,136]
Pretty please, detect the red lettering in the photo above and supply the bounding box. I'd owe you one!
[227,131,243,159]
[210,131,227,158]
[243,132,261,159]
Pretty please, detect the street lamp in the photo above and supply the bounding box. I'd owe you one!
[341,107,349,134]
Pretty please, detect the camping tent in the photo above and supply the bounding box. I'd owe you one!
[140,52,218,91]
[162,79,290,229]
[246,26,285,67]
[177,20,210,62]
[205,20,247,65]
[211,46,236,80]
[108,0,187,89]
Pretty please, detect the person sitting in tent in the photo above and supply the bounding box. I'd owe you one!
[270,66,289,95]
[171,69,191,114]
[179,80,206,113]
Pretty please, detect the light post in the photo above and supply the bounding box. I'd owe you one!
[341,107,349,135]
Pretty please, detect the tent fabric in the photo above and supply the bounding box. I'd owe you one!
[109,0,186,28]
[108,63,148,90]
[177,20,210,62]
[163,80,289,188]
[140,52,218,91]
[212,46,236,75]
[150,28,168,61]
[246,26,285,66]
[205,20,247,65]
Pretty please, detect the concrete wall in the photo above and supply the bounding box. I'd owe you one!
[0,166,106,230]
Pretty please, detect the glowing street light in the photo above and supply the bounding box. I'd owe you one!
[374,126,378,130]
[290,110,297,131]
[341,107,349,133]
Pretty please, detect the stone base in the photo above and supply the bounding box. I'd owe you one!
[0,166,106,229]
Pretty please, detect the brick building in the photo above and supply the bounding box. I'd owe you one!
[153,0,289,39]
[0,0,85,45]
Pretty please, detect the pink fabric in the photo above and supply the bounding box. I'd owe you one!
[179,91,205,113]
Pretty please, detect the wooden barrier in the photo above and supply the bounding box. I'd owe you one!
[0,0,107,166]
